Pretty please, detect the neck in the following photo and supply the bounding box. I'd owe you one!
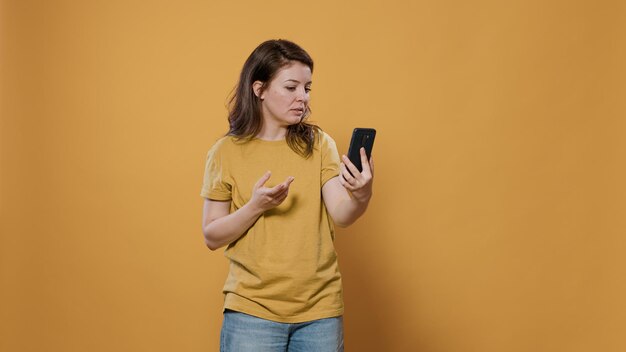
[256,120,288,141]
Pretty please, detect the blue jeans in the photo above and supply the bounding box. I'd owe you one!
[220,310,344,352]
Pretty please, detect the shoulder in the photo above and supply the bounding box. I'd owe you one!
[315,129,338,150]
[207,135,237,154]
[205,136,239,166]
[315,128,336,144]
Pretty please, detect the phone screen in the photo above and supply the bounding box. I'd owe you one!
[347,128,376,173]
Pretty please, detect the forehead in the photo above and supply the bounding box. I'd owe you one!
[273,61,312,83]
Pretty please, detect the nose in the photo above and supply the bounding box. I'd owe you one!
[296,87,308,102]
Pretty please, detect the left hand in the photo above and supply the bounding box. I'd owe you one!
[339,147,374,203]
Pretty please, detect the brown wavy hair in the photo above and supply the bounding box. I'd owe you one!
[226,39,320,158]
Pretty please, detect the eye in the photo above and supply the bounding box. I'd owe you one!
[305,87,311,93]
[286,86,296,91]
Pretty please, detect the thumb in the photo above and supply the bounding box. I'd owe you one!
[254,171,272,189]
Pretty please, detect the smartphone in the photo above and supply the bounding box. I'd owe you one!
[346,128,376,174]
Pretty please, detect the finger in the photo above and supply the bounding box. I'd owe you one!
[341,155,362,180]
[283,176,295,188]
[340,162,356,184]
[339,162,349,181]
[339,174,348,187]
[274,181,292,198]
[340,163,354,183]
[339,173,355,190]
[269,176,295,196]
[254,171,272,189]
[277,190,289,203]
[359,147,371,175]
[341,170,358,191]
[270,185,289,203]
[267,182,286,196]
[277,177,295,198]
[370,155,374,174]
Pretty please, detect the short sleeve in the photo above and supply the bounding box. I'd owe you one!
[320,132,341,186]
[200,140,232,200]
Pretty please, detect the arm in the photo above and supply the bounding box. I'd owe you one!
[202,199,262,250]
[202,171,295,250]
[322,148,374,227]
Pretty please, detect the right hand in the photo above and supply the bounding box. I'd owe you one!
[249,171,295,213]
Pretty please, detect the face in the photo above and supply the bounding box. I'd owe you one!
[254,61,312,129]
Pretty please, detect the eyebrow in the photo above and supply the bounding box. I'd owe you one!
[284,79,312,85]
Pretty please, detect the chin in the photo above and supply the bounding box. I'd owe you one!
[283,116,303,126]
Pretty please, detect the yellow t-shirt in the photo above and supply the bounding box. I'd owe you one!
[200,130,343,323]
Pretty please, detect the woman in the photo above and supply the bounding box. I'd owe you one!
[200,39,373,352]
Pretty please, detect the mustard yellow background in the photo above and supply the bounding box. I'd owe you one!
[2,0,625,351]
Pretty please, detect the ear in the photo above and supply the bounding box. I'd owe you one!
[252,81,265,100]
